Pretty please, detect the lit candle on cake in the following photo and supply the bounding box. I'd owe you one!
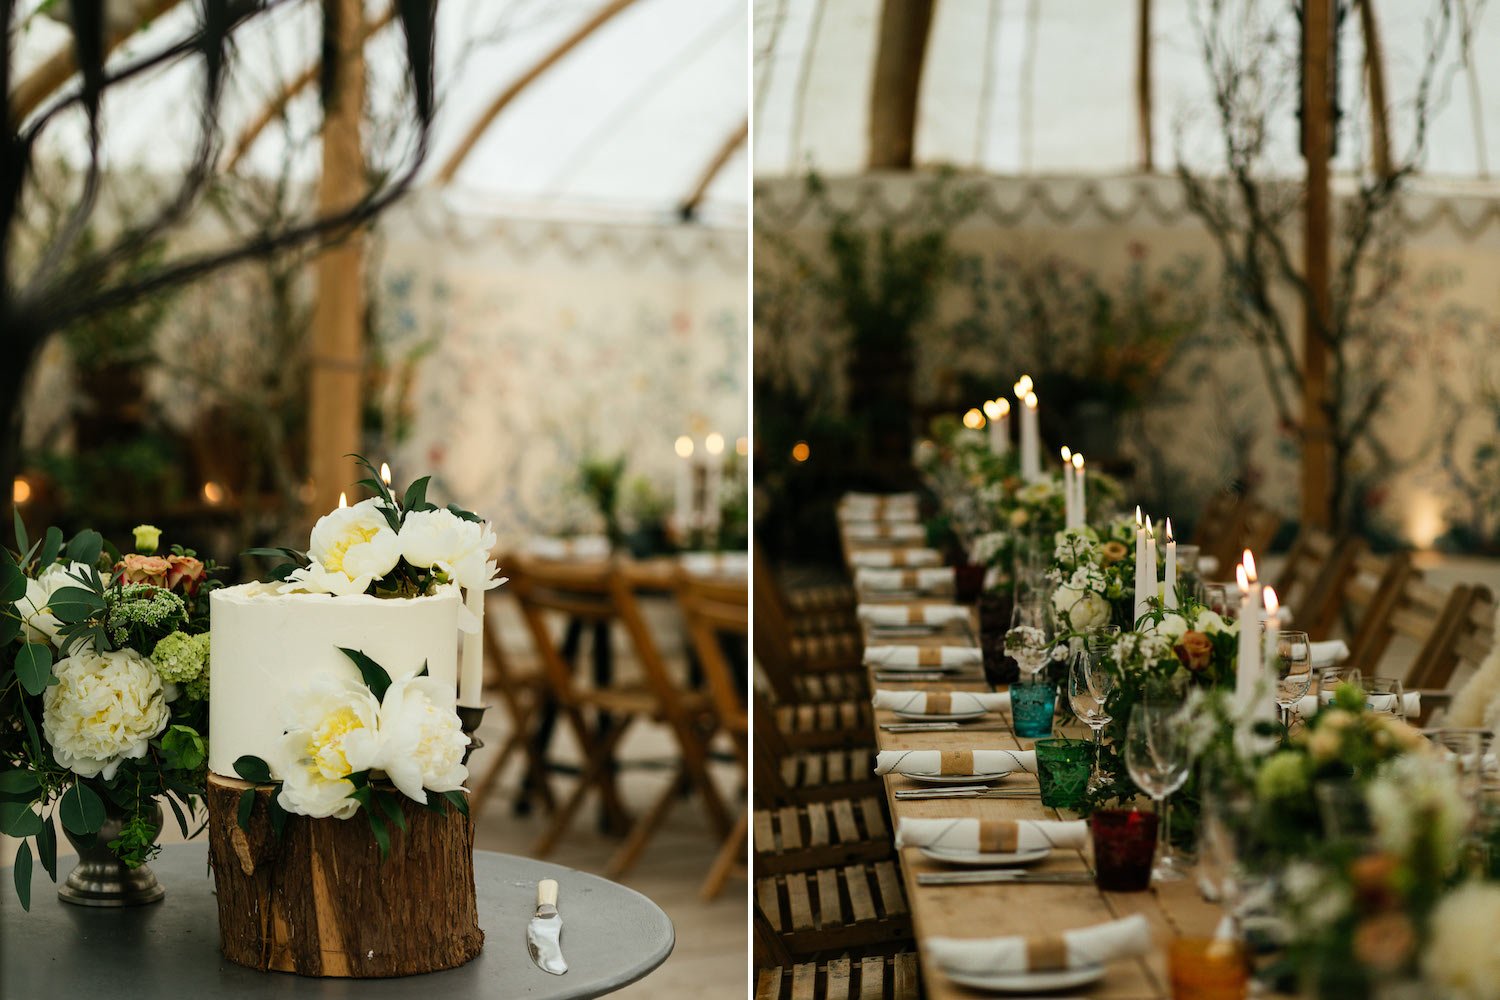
[380,462,392,488]
[459,584,485,708]
[674,435,695,534]
[1072,453,1085,525]
[1061,447,1074,526]
[984,398,1010,455]
[1164,518,1177,610]
[338,491,348,509]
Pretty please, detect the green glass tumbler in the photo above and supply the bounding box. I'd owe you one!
[1035,737,1093,809]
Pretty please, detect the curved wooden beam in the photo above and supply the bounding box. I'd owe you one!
[223,6,396,173]
[10,0,183,125]
[678,116,745,220]
[435,0,643,185]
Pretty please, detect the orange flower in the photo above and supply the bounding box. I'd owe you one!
[1174,631,1213,672]
[1100,541,1129,565]
[116,554,170,587]
[165,555,207,595]
[1349,853,1401,909]
[1352,912,1415,972]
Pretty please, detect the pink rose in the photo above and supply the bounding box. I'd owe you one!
[117,554,171,587]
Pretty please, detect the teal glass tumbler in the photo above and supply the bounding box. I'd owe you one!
[1010,677,1056,738]
[1035,737,1093,809]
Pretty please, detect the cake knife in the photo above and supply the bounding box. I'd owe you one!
[526,878,568,975]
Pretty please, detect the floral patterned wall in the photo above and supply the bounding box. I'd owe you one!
[374,195,748,544]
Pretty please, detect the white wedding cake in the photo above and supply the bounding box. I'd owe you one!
[206,583,461,777]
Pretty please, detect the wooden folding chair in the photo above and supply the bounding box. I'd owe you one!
[678,570,750,901]
[1409,585,1496,696]
[754,692,882,807]
[1339,548,1414,668]
[755,859,913,957]
[754,952,922,1000]
[753,797,894,875]
[1346,571,1468,684]
[1273,528,1356,639]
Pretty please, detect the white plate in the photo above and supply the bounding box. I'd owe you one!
[893,709,990,723]
[918,846,1050,867]
[943,963,1105,994]
[904,771,1012,785]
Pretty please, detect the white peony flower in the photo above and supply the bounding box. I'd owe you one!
[1423,883,1500,1000]
[1192,609,1236,636]
[1157,612,1189,641]
[286,499,401,595]
[17,561,93,648]
[278,561,377,597]
[43,648,169,780]
[398,509,506,595]
[1052,584,1110,631]
[271,678,382,819]
[375,676,469,804]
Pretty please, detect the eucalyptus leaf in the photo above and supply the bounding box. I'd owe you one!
[58,783,106,836]
[0,801,43,838]
[0,770,40,795]
[15,644,53,696]
[13,841,31,911]
[12,508,28,553]
[0,614,20,645]
[38,527,63,569]
[47,587,105,624]
[37,813,57,880]
[0,556,24,603]
[64,530,103,568]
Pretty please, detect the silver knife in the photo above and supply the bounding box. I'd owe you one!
[526,878,567,975]
[881,723,1009,733]
[894,787,1040,799]
[918,870,1095,885]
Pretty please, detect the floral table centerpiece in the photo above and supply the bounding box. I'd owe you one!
[1,517,217,908]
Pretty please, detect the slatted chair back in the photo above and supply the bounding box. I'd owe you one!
[1340,549,1414,668]
[753,545,804,704]
[754,860,912,956]
[754,953,922,1000]
[1273,528,1355,639]
[677,572,750,739]
[1409,585,1496,694]
[753,797,892,875]
[508,555,615,709]
[1352,571,1464,683]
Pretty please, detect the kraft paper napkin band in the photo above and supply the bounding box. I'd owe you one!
[1025,937,1069,972]
[892,551,910,566]
[925,693,952,714]
[939,750,973,775]
[909,606,927,625]
[900,570,919,587]
[977,822,1020,853]
[918,648,943,666]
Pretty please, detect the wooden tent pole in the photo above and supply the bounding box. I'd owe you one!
[9,0,183,125]
[1302,0,1334,529]
[436,0,643,185]
[1135,0,1153,171]
[866,0,934,169]
[306,0,367,517]
[223,7,396,173]
[1357,0,1393,181]
[677,117,747,220]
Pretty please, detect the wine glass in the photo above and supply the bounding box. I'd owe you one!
[1198,780,1271,937]
[1271,630,1313,731]
[1125,702,1192,882]
[1069,635,1118,793]
[1202,583,1234,620]
[1005,599,1054,679]
[1318,664,1362,707]
[1361,677,1407,721]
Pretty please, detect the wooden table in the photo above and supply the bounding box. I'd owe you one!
[844,528,1227,999]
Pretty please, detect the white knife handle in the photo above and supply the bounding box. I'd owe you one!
[537,878,559,907]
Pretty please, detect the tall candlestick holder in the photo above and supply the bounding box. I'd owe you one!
[457,704,489,765]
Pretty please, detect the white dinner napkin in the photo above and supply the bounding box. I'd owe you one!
[678,551,748,577]
[927,914,1153,976]
[845,522,925,542]
[873,690,1010,715]
[526,535,610,560]
[855,567,955,593]
[875,748,1037,776]
[859,604,969,629]
[1309,640,1349,667]
[848,548,942,569]
[863,646,982,669]
[1295,691,1421,718]
[895,817,1087,853]
[841,491,919,512]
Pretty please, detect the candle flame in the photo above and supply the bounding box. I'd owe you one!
[995,397,1010,417]
[1060,445,1072,462]
[1145,514,1154,537]
[1013,375,1033,398]
[1024,391,1037,410]
[1263,586,1280,616]
[1072,453,1084,471]
[983,399,1002,420]
[705,432,725,456]
[1135,505,1142,527]
[379,462,392,486]
[675,435,694,458]
[1165,517,1173,542]
[338,491,348,508]
[1242,549,1257,583]
[1236,563,1249,593]
[963,408,985,430]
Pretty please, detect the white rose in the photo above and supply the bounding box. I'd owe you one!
[43,648,169,780]
[17,561,93,647]
[1157,613,1189,641]
[1052,584,1109,631]
[308,499,402,581]
[271,678,382,819]
[1194,609,1235,635]
[375,676,469,804]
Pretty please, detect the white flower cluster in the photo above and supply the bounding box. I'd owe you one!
[281,499,505,599]
[42,649,170,780]
[970,531,1009,566]
[1111,631,1174,674]
[1423,883,1500,1000]
[270,675,469,819]
[1281,860,1351,933]
[1367,754,1471,873]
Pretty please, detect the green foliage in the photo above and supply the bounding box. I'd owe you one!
[578,453,627,548]
[159,726,206,772]
[340,647,393,701]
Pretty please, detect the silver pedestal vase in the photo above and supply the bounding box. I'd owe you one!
[59,798,166,907]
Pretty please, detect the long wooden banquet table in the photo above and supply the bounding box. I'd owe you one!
[841,525,1230,999]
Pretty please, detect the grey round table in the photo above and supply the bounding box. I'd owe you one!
[2,844,674,999]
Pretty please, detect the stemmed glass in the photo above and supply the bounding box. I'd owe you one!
[1271,630,1313,731]
[1125,702,1192,882]
[1362,677,1407,721]
[1005,599,1054,679]
[1202,583,1234,620]
[1069,627,1119,793]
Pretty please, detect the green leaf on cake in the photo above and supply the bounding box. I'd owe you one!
[232,755,272,784]
[15,643,53,695]
[373,788,407,833]
[13,840,31,911]
[58,783,105,836]
[64,529,103,567]
[236,788,256,832]
[268,795,288,840]
[365,806,391,859]
[440,790,470,818]
[339,648,392,700]
[446,503,482,523]
[402,476,431,513]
